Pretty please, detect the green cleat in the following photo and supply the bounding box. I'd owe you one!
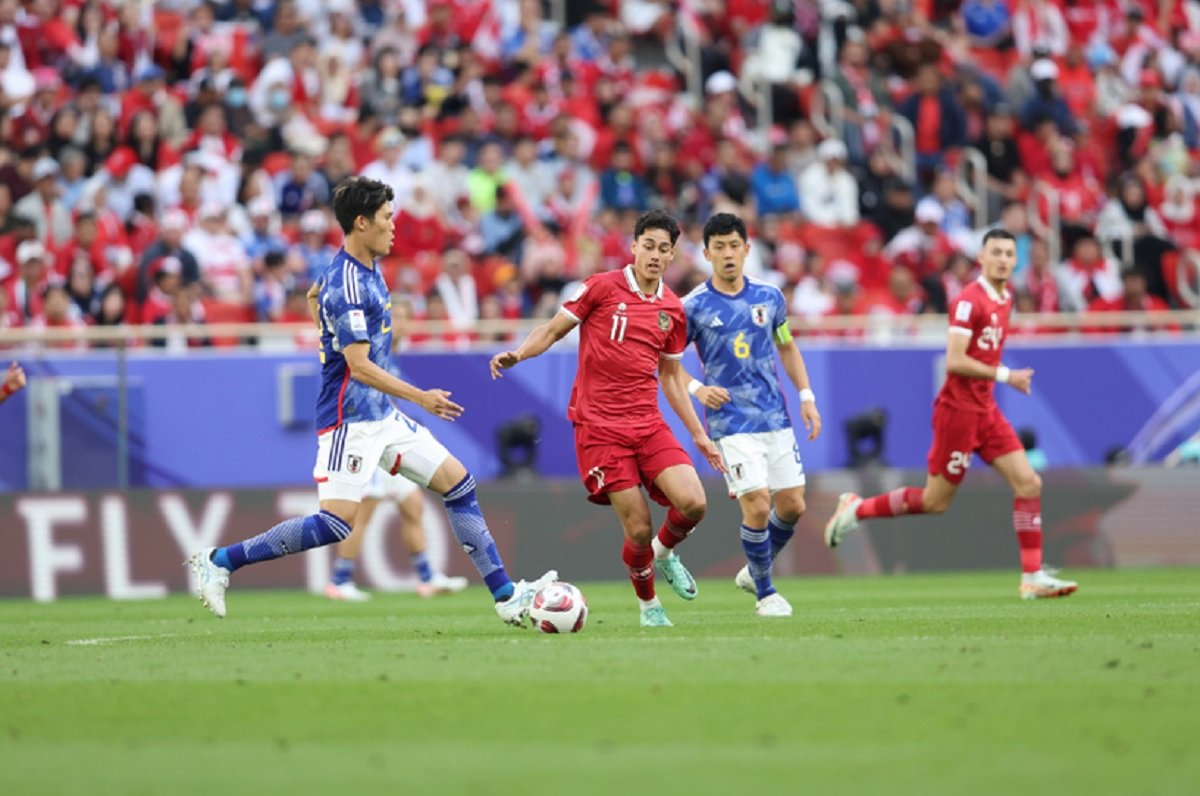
[654,552,698,600]
[640,605,673,627]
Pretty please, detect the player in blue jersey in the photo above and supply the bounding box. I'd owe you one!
[676,213,821,617]
[186,177,555,625]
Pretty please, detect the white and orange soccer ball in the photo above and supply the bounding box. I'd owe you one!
[528,581,588,634]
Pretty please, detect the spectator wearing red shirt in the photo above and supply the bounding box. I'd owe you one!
[1035,144,1103,254]
[1087,269,1176,333]
[1056,44,1096,119]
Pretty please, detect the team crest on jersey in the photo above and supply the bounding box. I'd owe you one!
[346,454,362,474]
[658,310,670,331]
[750,304,769,327]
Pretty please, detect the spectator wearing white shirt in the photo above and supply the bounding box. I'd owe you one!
[184,203,252,305]
[434,250,479,332]
[361,127,414,210]
[798,139,860,227]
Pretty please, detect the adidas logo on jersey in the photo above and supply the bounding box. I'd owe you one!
[709,316,723,327]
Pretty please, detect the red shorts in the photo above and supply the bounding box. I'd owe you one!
[574,421,694,506]
[926,400,1023,485]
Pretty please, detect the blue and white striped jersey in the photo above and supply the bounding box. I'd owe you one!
[314,249,394,432]
[682,277,793,440]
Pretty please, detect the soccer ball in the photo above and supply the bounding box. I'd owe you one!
[529,581,587,633]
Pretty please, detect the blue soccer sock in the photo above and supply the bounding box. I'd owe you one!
[767,508,797,560]
[411,552,434,583]
[331,556,356,585]
[442,474,513,601]
[740,524,776,600]
[212,510,352,573]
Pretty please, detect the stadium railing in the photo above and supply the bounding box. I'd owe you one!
[0,310,1197,352]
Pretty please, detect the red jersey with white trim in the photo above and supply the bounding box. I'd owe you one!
[938,276,1012,413]
[560,265,687,427]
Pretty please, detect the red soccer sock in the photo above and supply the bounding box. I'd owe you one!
[856,487,925,520]
[656,507,699,550]
[622,539,656,600]
[1014,496,1043,573]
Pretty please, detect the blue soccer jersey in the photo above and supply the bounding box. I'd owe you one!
[314,249,394,432]
[683,277,793,440]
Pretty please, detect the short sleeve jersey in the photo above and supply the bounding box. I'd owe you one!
[314,250,394,431]
[682,277,793,440]
[560,265,687,427]
[939,276,1011,412]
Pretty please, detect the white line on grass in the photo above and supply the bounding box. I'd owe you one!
[65,634,179,646]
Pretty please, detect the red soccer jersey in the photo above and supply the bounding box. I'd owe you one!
[938,276,1012,413]
[560,265,686,427]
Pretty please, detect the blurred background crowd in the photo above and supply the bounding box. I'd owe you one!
[0,0,1196,348]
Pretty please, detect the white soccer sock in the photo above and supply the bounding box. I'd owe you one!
[651,536,671,560]
[638,596,662,611]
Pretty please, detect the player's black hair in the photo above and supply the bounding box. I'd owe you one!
[981,227,1017,246]
[702,213,748,248]
[331,177,395,235]
[633,209,680,245]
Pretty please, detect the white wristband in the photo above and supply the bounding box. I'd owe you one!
[687,379,703,396]
[799,388,816,404]
[995,365,1010,384]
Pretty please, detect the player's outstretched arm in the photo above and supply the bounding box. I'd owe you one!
[489,312,577,379]
[776,342,822,441]
[945,333,1033,395]
[659,358,726,473]
[343,342,464,420]
[0,361,26,404]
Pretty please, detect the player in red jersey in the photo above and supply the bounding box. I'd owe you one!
[823,228,1078,600]
[490,210,724,627]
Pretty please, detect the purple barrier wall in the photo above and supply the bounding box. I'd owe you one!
[0,340,1197,491]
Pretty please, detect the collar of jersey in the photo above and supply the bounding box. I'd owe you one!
[976,275,1010,303]
[339,248,376,271]
[623,264,663,301]
[706,277,749,300]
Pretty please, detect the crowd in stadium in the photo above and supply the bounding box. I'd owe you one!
[0,0,1194,347]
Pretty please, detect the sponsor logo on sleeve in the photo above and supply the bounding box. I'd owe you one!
[955,301,972,323]
[348,309,367,332]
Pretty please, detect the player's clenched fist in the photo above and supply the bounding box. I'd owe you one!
[489,351,520,379]
[695,385,730,409]
[420,389,464,420]
[1007,368,1034,395]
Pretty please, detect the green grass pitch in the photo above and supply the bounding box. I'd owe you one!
[1,568,1197,796]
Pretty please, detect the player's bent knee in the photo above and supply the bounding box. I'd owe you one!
[624,524,655,545]
[923,496,952,515]
[775,491,805,520]
[1016,471,1042,498]
[676,492,707,521]
[741,492,771,527]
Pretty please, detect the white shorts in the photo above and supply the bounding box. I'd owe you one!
[716,428,806,498]
[363,467,421,501]
[313,411,450,502]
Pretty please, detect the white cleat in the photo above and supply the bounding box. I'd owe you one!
[734,565,755,594]
[824,492,863,548]
[416,572,469,597]
[185,548,230,618]
[755,592,793,617]
[495,569,558,627]
[325,581,372,602]
[1020,567,1078,600]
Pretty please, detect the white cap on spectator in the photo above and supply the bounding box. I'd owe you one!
[17,240,46,264]
[248,196,276,218]
[300,209,327,234]
[818,138,849,161]
[161,208,190,231]
[377,127,405,149]
[915,197,945,225]
[186,149,224,173]
[32,157,59,181]
[199,202,225,220]
[1030,59,1059,81]
[705,70,737,95]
